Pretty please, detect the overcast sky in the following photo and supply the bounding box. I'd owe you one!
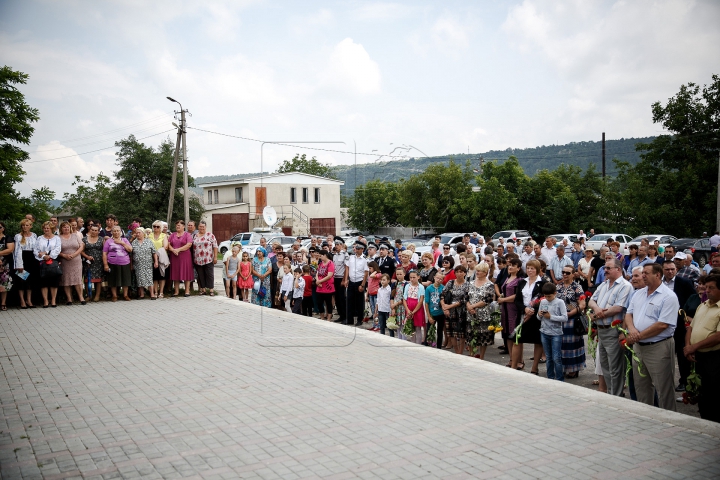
[2,0,719,197]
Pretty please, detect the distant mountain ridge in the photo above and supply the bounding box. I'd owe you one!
[191,136,654,197]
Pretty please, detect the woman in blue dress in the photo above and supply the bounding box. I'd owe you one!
[251,247,272,307]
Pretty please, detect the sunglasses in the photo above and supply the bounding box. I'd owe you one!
[562,271,572,275]
[153,226,160,228]
[443,247,450,250]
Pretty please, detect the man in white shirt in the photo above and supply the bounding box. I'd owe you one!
[520,242,535,270]
[549,246,573,284]
[540,237,556,266]
[625,262,679,410]
[710,231,720,253]
[332,240,348,324]
[344,242,369,326]
[578,230,586,241]
[461,234,475,254]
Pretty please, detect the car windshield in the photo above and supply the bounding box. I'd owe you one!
[591,234,614,241]
[492,232,511,239]
[550,235,565,242]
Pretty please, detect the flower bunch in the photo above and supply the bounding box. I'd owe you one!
[612,321,646,382]
[488,310,502,333]
[683,364,701,404]
[426,323,437,348]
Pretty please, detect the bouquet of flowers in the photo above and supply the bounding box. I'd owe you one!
[611,319,647,383]
[511,296,544,345]
[487,310,502,333]
[426,323,437,347]
[680,311,701,404]
[402,313,415,336]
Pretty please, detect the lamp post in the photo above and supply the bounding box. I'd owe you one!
[166,96,190,226]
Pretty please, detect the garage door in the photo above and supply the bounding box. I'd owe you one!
[310,218,336,236]
[213,213,249,243]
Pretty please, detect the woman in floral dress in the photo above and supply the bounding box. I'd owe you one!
[391,267,409,340]
[192,221,218,296]
[556,265,586,378]
[441,265,470,355]
[251,247,272,307]
[81,225,105,302]
[131,228,158,299]
[466,262,496,359]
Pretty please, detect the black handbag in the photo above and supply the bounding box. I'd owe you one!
[574,314,588,336]
[442,280,454,305]
[40,259,63,278]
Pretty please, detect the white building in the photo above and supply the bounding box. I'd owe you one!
[199,172,344,242]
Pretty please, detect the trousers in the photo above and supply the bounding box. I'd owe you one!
[633,338,677,411]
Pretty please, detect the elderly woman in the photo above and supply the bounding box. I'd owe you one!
[440,256,456,285]
[441,265,470,355]
[168,220,194,297]
[192,221,218,296]
[81,224,104,302]
[466,262,496,359]
[103,225,133,301]
[33,221,62,307]
[149,220,169,298]
[406,243,419,265]
[131,228,158,299]
[13,219,38,308]
[557,265,586,378]
[512,259,547,374]
[0,221,15,310]
[398,250,417,275]
[58,221,85,305]
[251,247,272,307]
[609,241,623,261]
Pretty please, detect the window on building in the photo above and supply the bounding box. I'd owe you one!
[290,187,296,203]
[235,187,243,203]
[214,189,219,204]
[302,187,308,203]
[314,188,320,203]
[208,191,213,204]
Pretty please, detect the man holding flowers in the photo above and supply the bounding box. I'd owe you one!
[588,258,633,396]
[624,263,679,411]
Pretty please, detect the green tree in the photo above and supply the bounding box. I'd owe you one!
[61,173,116,221]
[0,66,40,222]
[345,180,401,232]
[276,153,337,178]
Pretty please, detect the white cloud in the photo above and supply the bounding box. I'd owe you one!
[321,38,381,95]
[352,3,409,21]
[431,16,469,52]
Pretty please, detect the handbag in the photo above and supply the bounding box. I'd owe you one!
[258,285,267,299]
[386,316,398,330]
[442,280,454,305]
[40,259,62,278]
[574,314,589,336]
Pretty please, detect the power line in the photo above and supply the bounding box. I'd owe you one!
[32,121,176,152]
[51,114,174,144]
[26,129,175,164]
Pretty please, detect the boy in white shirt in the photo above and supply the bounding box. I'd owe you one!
[291,267,305,315]
[279,264,294,311]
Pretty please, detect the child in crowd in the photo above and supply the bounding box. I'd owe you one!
[367,261,380,330]
[301,265,314,317]
[424,270,445,348]
[537,282,568,381]
[279,264,293,311]
[220,247,233,298]
[403,270,426,344]
[374,274,392,336]
[391,267,408,340]
[224,245,240,300]
[291,267,305,315]
[237,251,254,302]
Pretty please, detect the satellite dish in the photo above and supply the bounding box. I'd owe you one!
[263,206,278,227]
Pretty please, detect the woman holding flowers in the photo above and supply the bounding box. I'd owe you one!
[556,265,587,378]
[512,259,547,374]
[251,247,272,307]
[497,258,522,364]
[466,262,496,359]
[441,265,470,355]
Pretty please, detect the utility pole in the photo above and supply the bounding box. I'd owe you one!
[716,151,720,233]
[602,132,606,178]
[166,127,182,226]
[166,97,190,226]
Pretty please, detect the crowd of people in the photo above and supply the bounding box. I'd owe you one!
[1,218,717,423]
[0,214,217,308]
[225,231,718,423]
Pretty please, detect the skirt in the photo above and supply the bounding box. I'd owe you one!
[13,250,39,290]
[513,316,542,345]
[562,317,586,373]
[107,264,132,287]
[407,297,426,327]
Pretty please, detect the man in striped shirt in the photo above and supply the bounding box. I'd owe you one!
[588,257,634,396]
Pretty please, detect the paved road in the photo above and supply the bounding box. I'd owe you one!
[1,296,719,479]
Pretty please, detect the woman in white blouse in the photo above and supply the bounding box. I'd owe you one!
[33,221,62,307]
[14,219,38,308]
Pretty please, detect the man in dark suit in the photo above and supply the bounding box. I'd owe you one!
[661,260,696,392]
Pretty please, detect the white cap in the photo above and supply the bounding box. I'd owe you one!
[672,252,687,261]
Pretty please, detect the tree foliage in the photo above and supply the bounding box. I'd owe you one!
[0,66,40,222]
[61,135,204,225]
[276,153,336,178]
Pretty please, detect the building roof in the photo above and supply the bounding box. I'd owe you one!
[198,171,344,188]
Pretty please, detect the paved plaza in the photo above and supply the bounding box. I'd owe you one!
[1,296,719,479]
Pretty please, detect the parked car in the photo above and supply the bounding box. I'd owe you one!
[490,230,532,245]
[671,238,711,268]
[549,234,579,246]
[218,232,255,254]
[628,234,677,249]
[584,233,633,256]
[415,233,466,255]
[240,229,285,256]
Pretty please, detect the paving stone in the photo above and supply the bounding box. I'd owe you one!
[1,296,719,479]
